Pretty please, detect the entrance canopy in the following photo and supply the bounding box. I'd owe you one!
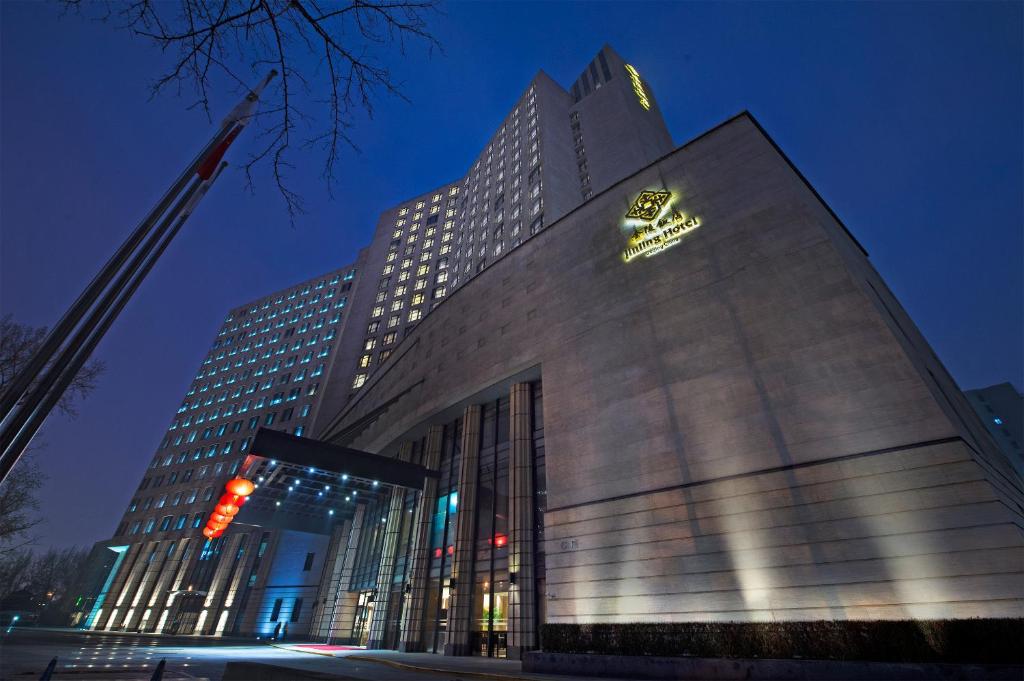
[228,429,436,532]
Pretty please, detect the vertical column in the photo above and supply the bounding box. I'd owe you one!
[329,504,366,643]
[200,533,245,634]
[309,521,353,640]
[154,538,194,633]
[105,542,149,629]
[445,404,481,656]
[366,442,413,649]
[399,425,444,652]
[507,383,537,659]
[126,541,175,631]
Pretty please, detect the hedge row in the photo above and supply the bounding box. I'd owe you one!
[540,619,1023,664]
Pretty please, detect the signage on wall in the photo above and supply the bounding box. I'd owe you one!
[625,64,651,110]
[622,190,702,262]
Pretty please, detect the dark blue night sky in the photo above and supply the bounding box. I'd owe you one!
[2,2,1020,550]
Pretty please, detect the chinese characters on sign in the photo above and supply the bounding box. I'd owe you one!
[625,64,651,111]
[622,190,702,262]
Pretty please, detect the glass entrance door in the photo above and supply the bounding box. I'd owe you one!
[352,591,375,646]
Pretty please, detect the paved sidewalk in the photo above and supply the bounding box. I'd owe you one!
[276,645,635,681]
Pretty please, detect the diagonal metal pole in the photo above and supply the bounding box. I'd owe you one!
[0,126,231,423]
[0,175,205,467]
[0,71,275,483]
[0,164,229,479]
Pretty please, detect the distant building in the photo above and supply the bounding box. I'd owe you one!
[965,382,1023,478]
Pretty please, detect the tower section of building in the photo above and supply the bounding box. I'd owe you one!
[78,262,364,637]
[315,47,674,436]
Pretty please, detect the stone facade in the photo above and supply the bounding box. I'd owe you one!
[320,113,1024,638]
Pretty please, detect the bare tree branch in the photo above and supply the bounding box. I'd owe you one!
[0,315,105,418]
[61,0,442,221]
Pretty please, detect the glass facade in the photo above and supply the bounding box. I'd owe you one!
[332,380,545,656]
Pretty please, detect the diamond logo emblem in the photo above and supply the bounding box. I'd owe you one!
[625,190,671,221]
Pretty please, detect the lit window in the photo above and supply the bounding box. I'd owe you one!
[408,309,422,322]
[387,315,400,328]
[352,374,367,389]
[359,354,371,368]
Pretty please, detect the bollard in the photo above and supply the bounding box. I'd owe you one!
[39,657,57,681]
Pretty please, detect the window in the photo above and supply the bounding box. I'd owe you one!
[353,374,367,389]
[303,552,315,571]
[290,598,304,622]
[270,598,283,622]
[383,332,397,345]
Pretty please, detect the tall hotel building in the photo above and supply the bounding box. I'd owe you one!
[79,45,1023,657]
[76,264,364,636]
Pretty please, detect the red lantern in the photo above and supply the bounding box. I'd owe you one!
[226,478,255,497]
[202,527,217,539]
[215,503,240,516]
[219,493,241,506]
[210,513,232,524]
[207,520,229,531]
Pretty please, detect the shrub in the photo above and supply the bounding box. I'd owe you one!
[539,619,1023,664]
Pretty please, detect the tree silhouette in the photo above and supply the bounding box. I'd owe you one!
[62,0,441,218]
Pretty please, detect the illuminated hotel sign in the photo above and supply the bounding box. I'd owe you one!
[622,190,702,262]
[625,64,651,110]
